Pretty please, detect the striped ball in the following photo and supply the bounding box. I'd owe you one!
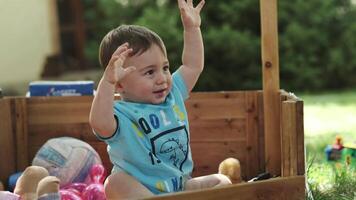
[32,137,102,187]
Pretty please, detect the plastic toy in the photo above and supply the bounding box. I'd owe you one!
[32,137,102,187]
[8,172,23,192]
[342,142,356,167]
[325,135,356,168]
[14,166,49,199]
[218,158,243,183]
[325,135,344,161]
[60,164,107,200]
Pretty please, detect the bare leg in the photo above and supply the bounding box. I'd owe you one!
[105,172,154,200]
[184,174,231,191]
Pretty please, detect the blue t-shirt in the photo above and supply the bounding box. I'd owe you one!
[96,71,193,194]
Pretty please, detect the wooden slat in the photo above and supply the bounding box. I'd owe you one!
[281,100,299,177]
[14,98,29,171]
[146,176,305,200]
[260,0,281,176]
[0,99,17,184]
[191,142,247,178]
[190,118,246,142]
[28,123,94,143]
[188,91,247,100]
[27,101,91,125]
[280,94,289,176]
[256,91,265,173]
[245,92,260,178]
[296,101,305,175]
[186,98,246,120]
[27,96,91,125]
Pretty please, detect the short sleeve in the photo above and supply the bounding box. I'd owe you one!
[172,69,189,100]
[93,115,119,142]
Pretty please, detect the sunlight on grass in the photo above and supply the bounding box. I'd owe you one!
[301,90,356,200]
[302,90,356,140]
[304,104,356,138]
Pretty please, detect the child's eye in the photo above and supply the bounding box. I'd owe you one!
[144,69,154,75]
[163,65,170,71]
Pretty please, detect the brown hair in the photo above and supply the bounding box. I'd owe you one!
[99,25,166,68]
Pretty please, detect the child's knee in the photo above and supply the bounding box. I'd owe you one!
[104,172,153,199]
[104,172,129,199]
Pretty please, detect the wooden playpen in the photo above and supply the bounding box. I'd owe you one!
[0,0,305,199]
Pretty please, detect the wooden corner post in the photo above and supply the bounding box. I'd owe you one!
[260,0,281,175]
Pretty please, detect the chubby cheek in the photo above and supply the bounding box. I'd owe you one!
[168,78,173,90]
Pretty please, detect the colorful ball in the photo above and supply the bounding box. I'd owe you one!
[82,183,106,200]
[32,137,102,187]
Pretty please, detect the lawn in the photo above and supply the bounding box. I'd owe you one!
[300,90,356,199]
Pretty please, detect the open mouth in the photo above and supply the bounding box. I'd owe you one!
[153,88,166,94]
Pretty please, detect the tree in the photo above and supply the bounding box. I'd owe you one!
[83,0,356,91]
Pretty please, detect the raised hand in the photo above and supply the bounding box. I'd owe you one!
[178,0,205,30]
[103,43,136,85]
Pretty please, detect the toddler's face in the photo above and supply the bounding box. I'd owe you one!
[118,44,172,104]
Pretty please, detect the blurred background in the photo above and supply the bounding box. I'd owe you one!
[0,0,355,199]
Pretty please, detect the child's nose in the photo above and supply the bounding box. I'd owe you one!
[156,72,166,84]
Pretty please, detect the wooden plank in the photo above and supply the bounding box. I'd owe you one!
[188,91,247,100]
[28,123,93,141]
[245,92,260,178]
[260,0,281,176]
[186,91,249,121]
[256,91,265,173]
[186,98,246,120]
[280,94,289,177]
[296,101,305,175]
[0,99,17,185]
[190,118,246,142]
[13,98,29,171]
[27,96,92,125]
[146,176,305,200]
[191,142,247,178]
[27,103,91,125]
[281,100,299,177]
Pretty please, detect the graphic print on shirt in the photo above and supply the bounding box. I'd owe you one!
[150,125,189,172]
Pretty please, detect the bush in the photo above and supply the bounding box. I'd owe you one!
[83,0,356,92]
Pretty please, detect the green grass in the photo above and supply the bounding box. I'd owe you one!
[300,90,356,200]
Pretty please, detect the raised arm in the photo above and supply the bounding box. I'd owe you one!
[89,43,135,137]
[177,0,205,93]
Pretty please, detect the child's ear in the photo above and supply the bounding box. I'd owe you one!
[115,82,124,93]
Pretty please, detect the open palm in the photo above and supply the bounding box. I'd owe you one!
[178,0,205,29]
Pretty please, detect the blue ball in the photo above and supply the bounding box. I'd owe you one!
[8,171,22,192]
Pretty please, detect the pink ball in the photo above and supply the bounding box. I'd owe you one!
[89,164,106,184]
[62,182,87,194]
[60,189,83,200]
[82,183,106,200]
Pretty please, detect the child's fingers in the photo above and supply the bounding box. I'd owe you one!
[196,0,205,12]
[107,55,120,69]
[187,0,193,7]
[112,42,129,57]
[117,66,136,81]
[123,66,137,75]
[177,0,185,9]
[112,48,132,68]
